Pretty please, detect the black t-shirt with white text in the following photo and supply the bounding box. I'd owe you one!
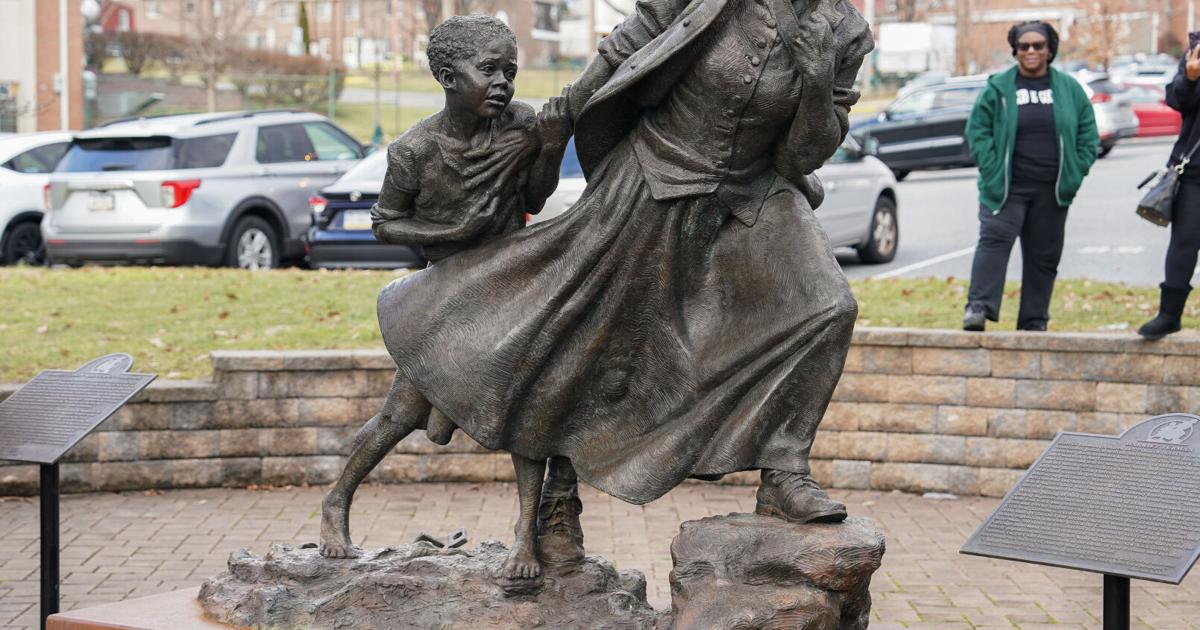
[1011,74,1059,187]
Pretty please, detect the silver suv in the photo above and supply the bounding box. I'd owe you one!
[43,110,365,269]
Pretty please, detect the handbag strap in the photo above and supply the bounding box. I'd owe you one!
[1174,121,1200,173]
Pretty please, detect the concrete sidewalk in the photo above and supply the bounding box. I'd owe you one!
[1,483,1198,629]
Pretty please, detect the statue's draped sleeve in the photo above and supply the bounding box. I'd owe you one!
[773,2,874,192]
[567,0,688,120]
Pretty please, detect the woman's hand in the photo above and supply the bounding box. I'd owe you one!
[1187,44,1200,81]
[537,89,574,150]
[792,0,836,91]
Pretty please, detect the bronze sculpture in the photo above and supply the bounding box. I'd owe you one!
[321,0,874,587]
[319,15,574,582]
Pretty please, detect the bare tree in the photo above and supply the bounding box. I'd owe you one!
[116,31,169,76]
[420,0,443,36]
[1063,0,1138,69]
[894,0,926,22]
[164,0,257,111]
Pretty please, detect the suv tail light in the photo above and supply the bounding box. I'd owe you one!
[1091,92,1112,104]
[309,194,328,215]
[43,183,51,211]
[161,180,201,208]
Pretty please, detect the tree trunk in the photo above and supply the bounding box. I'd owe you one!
[207,67,217,112]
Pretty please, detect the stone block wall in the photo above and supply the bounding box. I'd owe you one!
[2,330,1196,496]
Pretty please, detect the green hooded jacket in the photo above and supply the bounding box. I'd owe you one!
[965,66,1099,212]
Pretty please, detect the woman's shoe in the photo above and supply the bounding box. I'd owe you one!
[963,303,987,332]
[1138,284,1190,341]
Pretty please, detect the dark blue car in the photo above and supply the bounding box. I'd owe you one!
[306,147,426,269]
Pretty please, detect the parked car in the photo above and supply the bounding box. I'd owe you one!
[1120,84,1182,138]
[1073,72,1140,157]
[896,69,951,99]
[850,76,986,181]
[0,132,72,264]
[306,148,425,269]
[855,71,1138,178]
[43,110,366,269]
[308,135,900,265]
[1109,56,1178,89]
[816,136,900,263]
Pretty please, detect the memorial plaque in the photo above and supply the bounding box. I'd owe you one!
[961,413,1200,584]
[0,354,155,464]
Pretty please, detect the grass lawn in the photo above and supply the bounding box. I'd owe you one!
[1,268,1191,383]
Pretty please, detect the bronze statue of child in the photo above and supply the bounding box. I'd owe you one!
[319,14,572,583]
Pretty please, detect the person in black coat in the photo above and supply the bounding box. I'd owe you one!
[1140,37,1200,339]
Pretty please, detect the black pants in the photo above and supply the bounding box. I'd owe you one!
[967,184,1068,329]
[1163,178,1200,292]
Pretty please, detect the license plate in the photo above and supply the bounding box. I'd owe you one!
[342,209,372,231]
[87,192,114,212]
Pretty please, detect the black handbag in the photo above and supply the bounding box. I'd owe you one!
[1137,136,1200,227]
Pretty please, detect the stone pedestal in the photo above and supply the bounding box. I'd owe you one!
[198,541,658,629]
[666,514,886,629]
[197,514,884,629]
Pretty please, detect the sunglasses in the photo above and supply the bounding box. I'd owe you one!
[1018,41,1048,52]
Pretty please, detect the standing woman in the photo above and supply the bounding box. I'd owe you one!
[1139,40,1200,340]
[962,21,1099,331]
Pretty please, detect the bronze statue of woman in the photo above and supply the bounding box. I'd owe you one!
[326,0,873,580]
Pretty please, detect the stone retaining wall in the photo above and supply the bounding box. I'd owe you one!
[3,329,1197,496]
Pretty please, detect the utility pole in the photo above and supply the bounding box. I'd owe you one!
[955,0,970,76]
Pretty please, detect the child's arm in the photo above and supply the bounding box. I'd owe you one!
[371,142,419,244]
[524,95,573,214]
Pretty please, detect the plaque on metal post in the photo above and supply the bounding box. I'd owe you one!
[961,413,1200,584]
[0,353,155,630]
[0,353,155,464]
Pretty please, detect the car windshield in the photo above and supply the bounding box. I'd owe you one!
[336,148,388,188]
[57,133,237,172]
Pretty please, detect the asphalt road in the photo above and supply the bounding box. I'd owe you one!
[838,136,1182,287]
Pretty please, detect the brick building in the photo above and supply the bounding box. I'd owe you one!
[111,0,565,69]
[0,0,85,132]
[866,0,1196,72]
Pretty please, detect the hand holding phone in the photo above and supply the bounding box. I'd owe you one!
[1188,37,1200,81]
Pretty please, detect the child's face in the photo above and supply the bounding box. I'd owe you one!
[444,36,518,119]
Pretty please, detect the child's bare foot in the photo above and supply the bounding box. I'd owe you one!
[319,492,361,559]
[498,539,542,580]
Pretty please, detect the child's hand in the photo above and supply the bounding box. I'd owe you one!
[537,92,573,149]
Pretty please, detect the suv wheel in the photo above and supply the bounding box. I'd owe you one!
[857,196,898,264]
[227,216,280,270]
[3,220,46,266]
[1098,143,1114,158]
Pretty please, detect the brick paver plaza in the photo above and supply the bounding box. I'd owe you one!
[2,483,1199,629]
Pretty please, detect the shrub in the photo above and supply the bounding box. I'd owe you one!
[228,49,346,108]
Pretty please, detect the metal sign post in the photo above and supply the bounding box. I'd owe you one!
[1104,574,1129,630]
[0,354,155,630]
[39,464,59,629]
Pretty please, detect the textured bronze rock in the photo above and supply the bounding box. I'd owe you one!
[200,515,885,629]
[199,542,658,629]
[667,515,885,629]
